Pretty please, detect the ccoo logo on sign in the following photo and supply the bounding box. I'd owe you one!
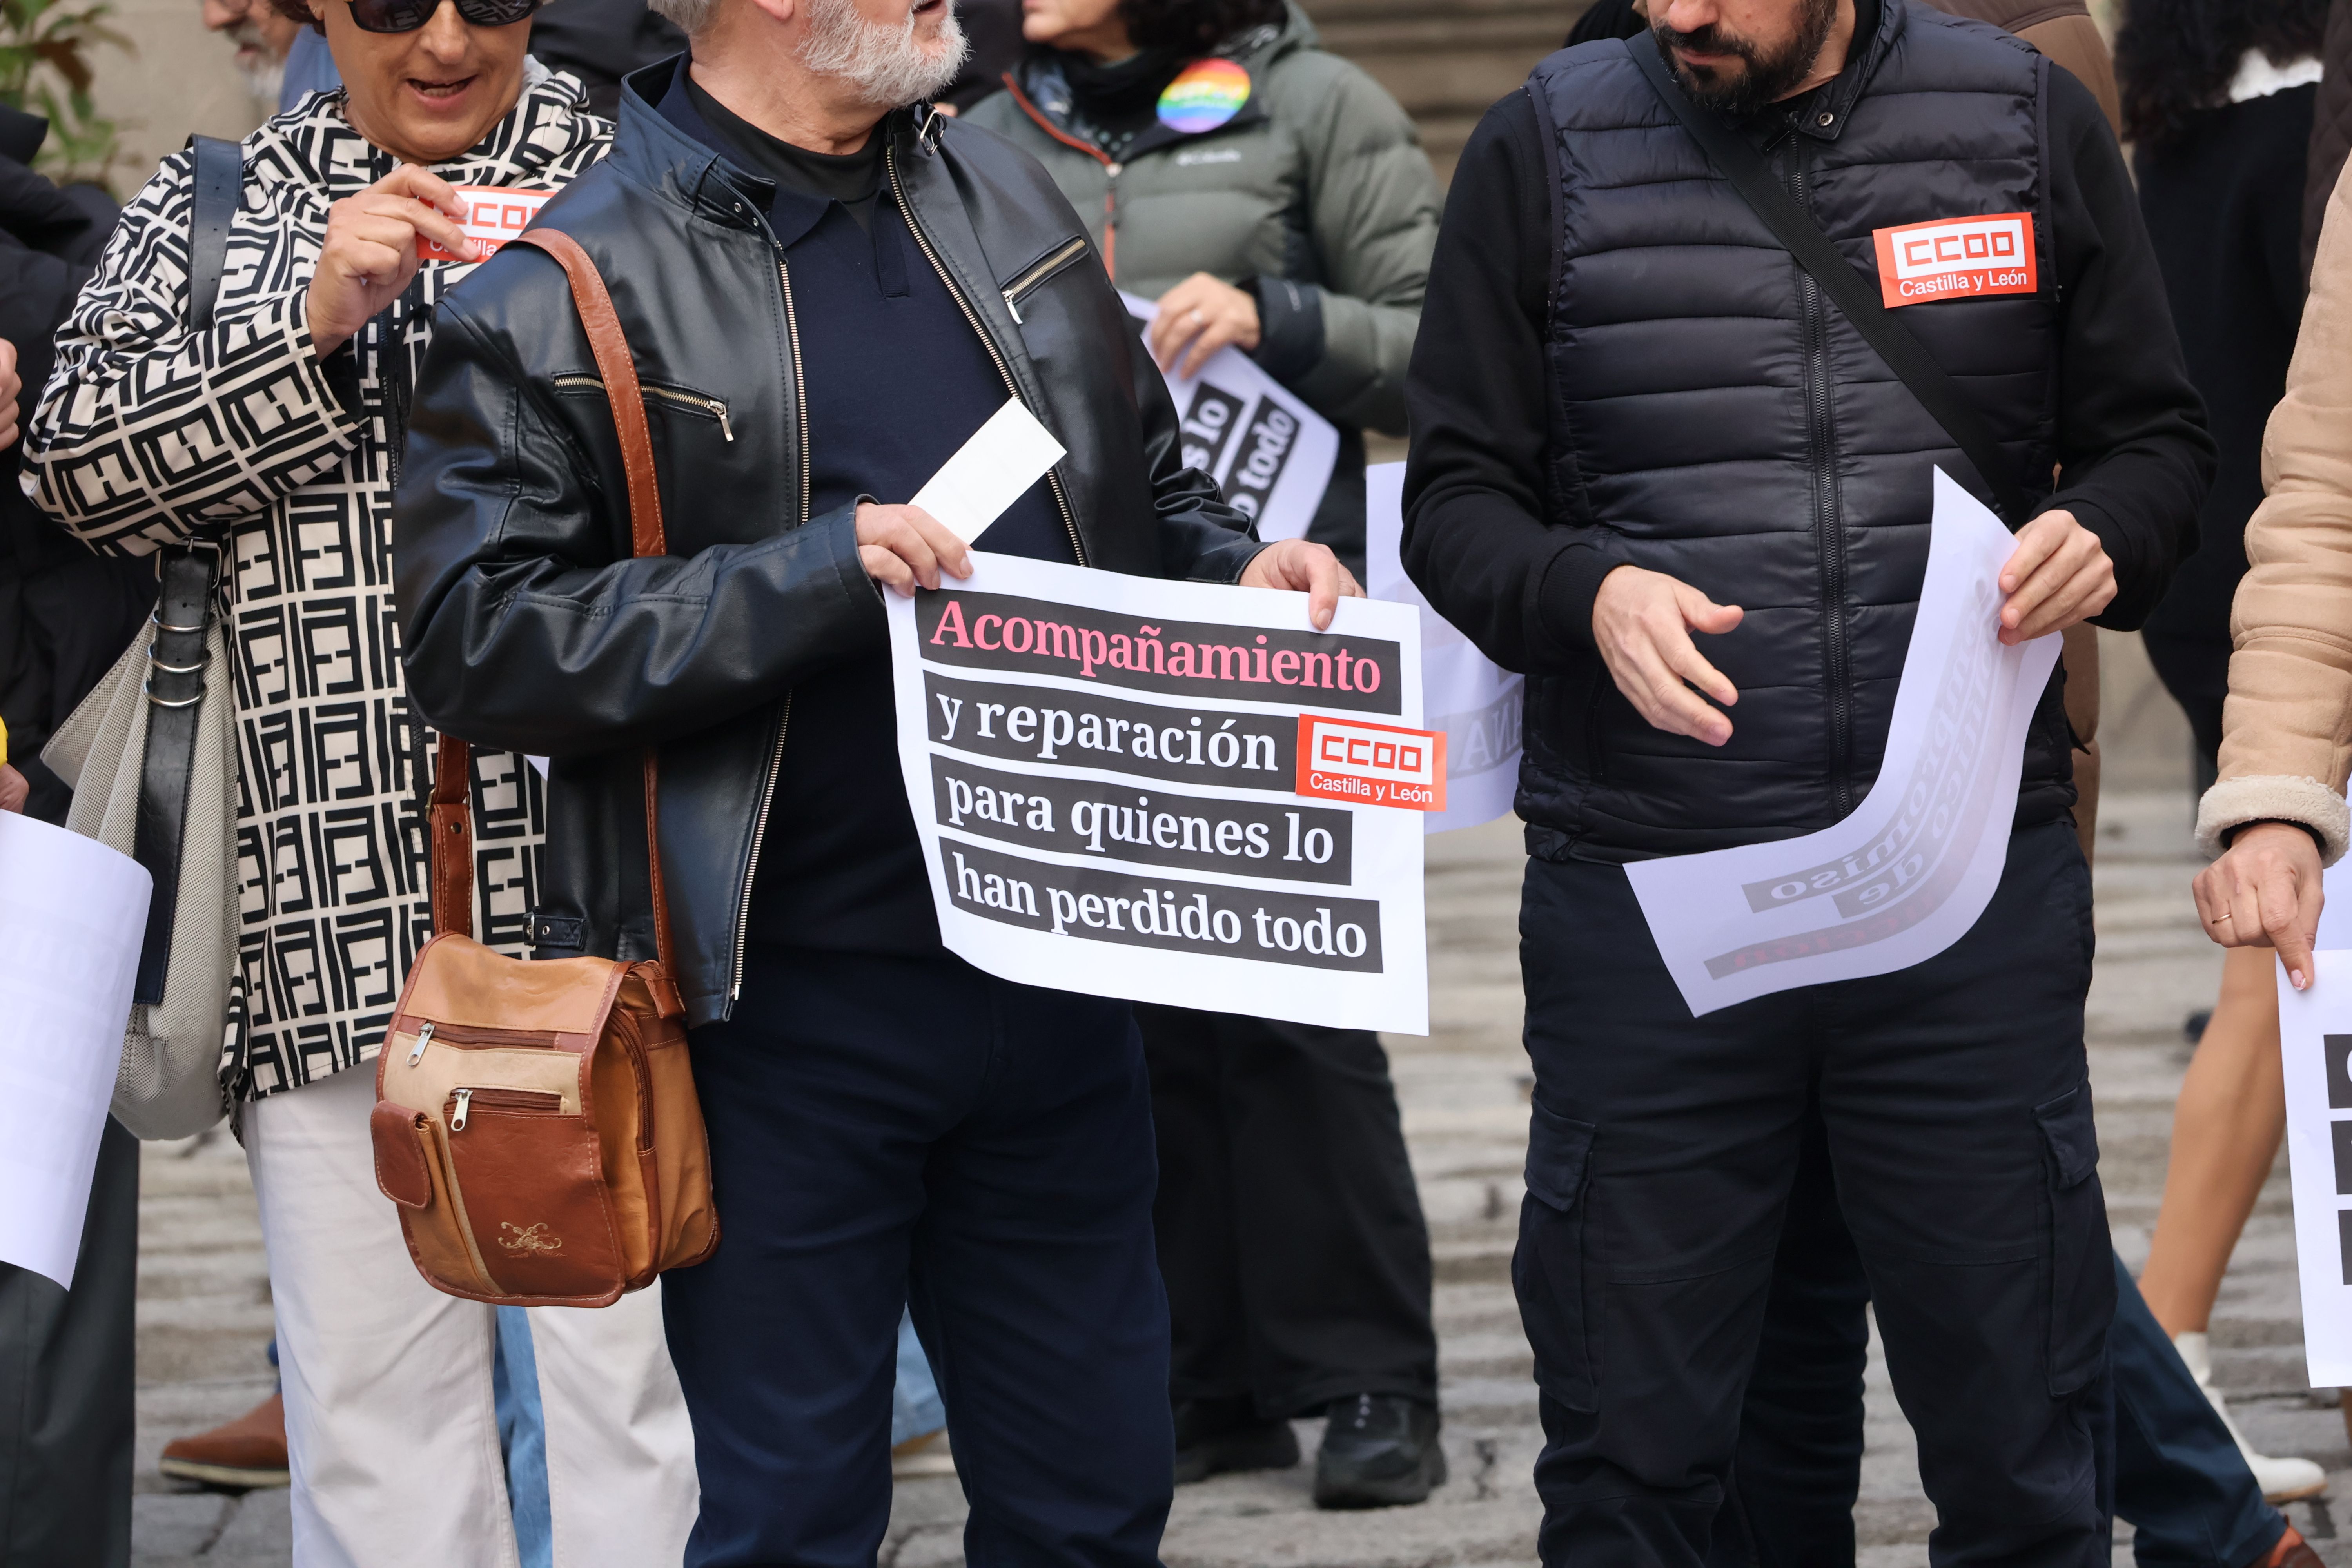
[1295,715,1447,811]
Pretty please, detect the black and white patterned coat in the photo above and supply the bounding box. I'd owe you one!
[22,63,611,1100]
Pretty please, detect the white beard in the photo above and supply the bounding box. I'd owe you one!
[231,24,286,107]
[798,0,969,109]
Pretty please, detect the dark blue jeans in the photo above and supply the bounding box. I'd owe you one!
[662,946,1173,1568]
[1728,1113,2287,1568]
[1517,823,2113,1567]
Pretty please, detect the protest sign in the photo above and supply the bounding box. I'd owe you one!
[0,813,149,1287]
[2274,869,2352,1385]
[1123,292,1338,544]
[1363,463,1523,835]
[1625,471,2061,1017]
[886,553,1431,1034]
[418,188,554,263]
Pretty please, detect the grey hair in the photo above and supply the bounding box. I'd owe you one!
[646,0,723,37]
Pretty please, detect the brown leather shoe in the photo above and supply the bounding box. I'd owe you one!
[158,1392,289,1490]
[2248,1525,2325,1568]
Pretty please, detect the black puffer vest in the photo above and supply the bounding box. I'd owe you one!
[1521,0,2076,864]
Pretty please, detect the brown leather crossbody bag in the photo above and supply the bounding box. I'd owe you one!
[370,229,719,1307]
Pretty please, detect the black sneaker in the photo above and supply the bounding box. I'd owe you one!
[1172,1396,1300,1485]
[1314,1394,1446,1509]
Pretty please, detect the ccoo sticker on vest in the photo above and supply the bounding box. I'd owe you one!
[1869,212,2037,308]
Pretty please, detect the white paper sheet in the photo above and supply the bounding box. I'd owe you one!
[907,397,1068,544]
[1362,462,1523,836]
[1122,292,1339,544]
[1623,470,2062,1016]
[0,812,151,1287]
[885,552,1431,1034]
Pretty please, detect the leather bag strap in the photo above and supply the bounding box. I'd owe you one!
[132,545,220,1003]
[509,229,669,558]
[425,228,674,971]
[1626,34,2034,532]
[185,134,241,332]
[429,728,475,943]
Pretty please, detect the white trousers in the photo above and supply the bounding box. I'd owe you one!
[246,1065,699,1568]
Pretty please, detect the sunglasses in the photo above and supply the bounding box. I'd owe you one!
[345,0,544,33]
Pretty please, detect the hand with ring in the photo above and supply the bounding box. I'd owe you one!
[1147,272,1261,379]
[2191,819,2325,988]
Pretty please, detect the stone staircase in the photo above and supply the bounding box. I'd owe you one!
[1310,0,1597,183]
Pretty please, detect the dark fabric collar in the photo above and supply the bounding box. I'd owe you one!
[1788,0,1898,142]
[650,58,834,248]
[1009,47,1270,163]
[615,56,935,242]
[1060,47,1184,120]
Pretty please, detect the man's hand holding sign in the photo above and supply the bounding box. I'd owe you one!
[860,397,1361,626]
[875,401,1420,1034]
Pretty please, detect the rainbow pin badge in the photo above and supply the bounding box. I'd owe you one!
[1157,58,1251,134]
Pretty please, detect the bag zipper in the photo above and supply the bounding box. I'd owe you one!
[402,1018,564,1050]
[886,138,1086,566]
[1002,237,1090,325]
[446,1086,563,1132]
[552,374,735,441]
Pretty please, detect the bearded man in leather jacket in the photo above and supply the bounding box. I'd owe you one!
[390,0,1352,1556]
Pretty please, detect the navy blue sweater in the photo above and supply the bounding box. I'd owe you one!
[659,70,1073,954]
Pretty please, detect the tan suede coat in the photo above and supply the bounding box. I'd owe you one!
[2200,160,2352,865]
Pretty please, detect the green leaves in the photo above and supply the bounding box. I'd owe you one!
[0,0,131,189]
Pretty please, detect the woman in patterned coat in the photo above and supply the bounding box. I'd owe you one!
[20,4,699,1561]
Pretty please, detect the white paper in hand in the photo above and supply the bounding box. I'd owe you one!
[0,813,150,1287]
[1624,470,2060,1016]
[1120,292,1339,544]
[908,398,1067,544]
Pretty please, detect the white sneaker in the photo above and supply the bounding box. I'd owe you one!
[2174,1330,2328,1503]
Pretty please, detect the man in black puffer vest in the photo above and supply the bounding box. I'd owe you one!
[1403,0,2212,1561]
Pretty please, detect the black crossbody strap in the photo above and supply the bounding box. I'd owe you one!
[132,140,243,1002]
[1627,34,2033,532]
[185,134,241,331]
[132,546,220,1003]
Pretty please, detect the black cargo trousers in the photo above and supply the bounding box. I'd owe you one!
[1515,818,2114,1568]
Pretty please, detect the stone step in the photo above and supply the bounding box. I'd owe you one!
[1311,0,1592,181]
[1434,1231,1516,1286]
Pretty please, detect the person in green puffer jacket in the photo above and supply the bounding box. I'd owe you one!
[966,0,1448,1512]
[964,0,1437,573]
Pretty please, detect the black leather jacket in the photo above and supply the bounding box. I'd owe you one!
[393,59,1263,1027]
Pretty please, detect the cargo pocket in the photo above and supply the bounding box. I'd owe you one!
[2035,1084,2114,1396]
[1514,1101,1599,1412]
